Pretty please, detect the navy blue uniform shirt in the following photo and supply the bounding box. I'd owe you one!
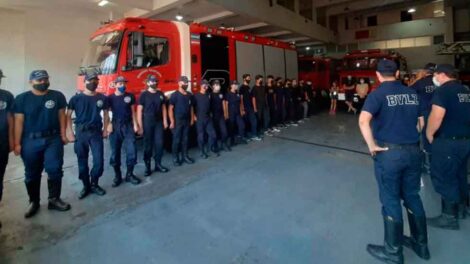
[0,89,14,140]
[68,93,108,128]
[239,84,254,112]
[266,85,275,108]
[108,92,135,122]
[193,92,211,120]
[210,92,225,118]
[431,80,470,138]
[362,80,421,144]
[138,90,165,121]
[14,90,66,136]
[411,75,435,115]
[169,90,192,120]
[226,91,241,115]
[275,86,284,106]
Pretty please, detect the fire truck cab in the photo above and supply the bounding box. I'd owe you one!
[298,55,339,93]
[337,49,407,101]
[77,17,298,98]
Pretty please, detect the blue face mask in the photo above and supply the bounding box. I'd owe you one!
[117,86,126,93]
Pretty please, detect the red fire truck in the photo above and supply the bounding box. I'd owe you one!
[298,55,340,93]
[337,49,407,101]
[77,18,298,96]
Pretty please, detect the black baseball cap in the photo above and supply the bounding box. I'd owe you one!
[179,76,189,83]
[200,79,209,86]
[376,59,398,74]
[84,72,99,82]
[230,80,239,85]
[434,64,457,75]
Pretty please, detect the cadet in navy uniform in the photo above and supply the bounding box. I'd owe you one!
[239,74,261,141]
[210,80,231,152]
[0,69,14,228]
[359,60,429,264]
[66,73,108,199]
[193,80,219,158]
[274,77,286,128]
[107,76,141,186]
[136,75,169,176]
[266,75,279,133]
[426,64,470,229]
[169,76,195,166]
[14,70,71,218]
[410,63,436,170]
[226,80,247,145]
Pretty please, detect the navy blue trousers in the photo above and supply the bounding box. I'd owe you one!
[228,113,245,139]
[213,115,228,142]
[431,138,470,203]
[196,118,217,150]
[244,110,257,137]
[109,122,137,168]
[373,144,425,222]
[143,118,164,163]
[21,136,64,183]
[74,129,104,180]
[172,118,190,155]
[0,143,8,201]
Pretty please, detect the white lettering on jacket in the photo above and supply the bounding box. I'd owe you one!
[458,93,470,103]
[386,94,419,106]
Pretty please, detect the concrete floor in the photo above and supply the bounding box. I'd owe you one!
[0,112,469,264]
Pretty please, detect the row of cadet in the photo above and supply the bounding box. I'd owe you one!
[0,69,316,224]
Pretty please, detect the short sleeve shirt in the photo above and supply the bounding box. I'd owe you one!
[0,89,14,140]
[226,91,241,115]
[138,90,165,121]
[193,93,211,120]
[252,85,266,108]
[411,75,436,115]
[68,93,108,128]
[14,89,67,136]
[108,92,135,122]
[210,92,225,118]
[431,80,470,138]
[169,90,192,120]
[362,81,421,144]
[239,84,254,111]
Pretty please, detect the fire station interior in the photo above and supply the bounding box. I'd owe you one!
[0,0,469,263]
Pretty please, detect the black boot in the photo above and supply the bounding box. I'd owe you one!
[24,180,40,218]
[457,196,469,219]
[173,153,182,166]
[154,161,169,173]
[47,180,71,212]
[366,216,404,264]
[200,148,209,159]
[183,153,195,164]
[90,178,106,196]
[427,199,459,230]
[144,160,152,177]
[112,166,122,188]
[403,210,430,260]
[78,177,91,200]
[125,166,141,185]
[211,144,220,157]
[223,140,232,152]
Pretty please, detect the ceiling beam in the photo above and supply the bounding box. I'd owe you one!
[234,22,269,31]
[278,36,310,42]
[259,30,291,37]
[193,10,235,23]
[296,41,324,46]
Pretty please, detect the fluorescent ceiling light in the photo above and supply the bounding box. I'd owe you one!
[306,47,311,50]
[98,0,109,7]
[175,14,183,21]
[408,8,416,13]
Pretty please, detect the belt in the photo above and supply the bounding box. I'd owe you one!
[76,124,101,132]
[26,129,59,139]
[377,142,419,150]
[437,136,470,140]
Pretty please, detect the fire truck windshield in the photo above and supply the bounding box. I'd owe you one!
[343,57,380,70]
[80,31,123,75]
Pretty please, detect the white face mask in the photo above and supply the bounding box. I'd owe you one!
[432,76,441,87]
[213,85,221,93]
[360,80,365,84]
